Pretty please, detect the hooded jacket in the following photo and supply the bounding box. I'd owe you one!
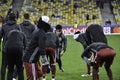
[85,24,108,45]
[57,32,67,52]
[23,20,50,63]
[75,33,89,49]
[45,32,59,49]
[20,20,35,42]
[4,30,26,51]
[0,20,20,46]
[81,42,112,58]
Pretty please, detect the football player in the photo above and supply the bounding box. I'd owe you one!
[73,31,92,77]
[81,42,116,80]
[55,25,67,72]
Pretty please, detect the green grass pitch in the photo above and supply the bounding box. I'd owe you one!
[0,35,120,80]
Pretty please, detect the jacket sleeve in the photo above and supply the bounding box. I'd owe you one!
[85,27,92,45]
[62,34,67,52]
[0,27,4,40]
[23,33,27,50]
[38,31,47,55]
[56,35,59,48]
[81,45,91,58]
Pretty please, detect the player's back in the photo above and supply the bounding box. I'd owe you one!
[20,20,35,42]
[86,24,107,44]
[4,30,26,49]
[45,32,59,48]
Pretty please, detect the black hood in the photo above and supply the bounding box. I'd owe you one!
[6,20,16,26]
[37,20,50,32]
[22,21,31,26]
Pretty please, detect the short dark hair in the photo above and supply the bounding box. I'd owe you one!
[24,13,29,19]
[8,12,16,20]
[55,24,62,30]
[74,31,81,34]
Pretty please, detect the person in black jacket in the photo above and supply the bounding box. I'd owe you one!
[23,16,50,80]
[4,30,26,80]
[55,24,67,72]
[13,13,35,80]
[81,42,116,80]
[19,13,35,43]
[0,12,20,80]
[81,23,108,77]
[73,31,92,77]
[42,29,59,80]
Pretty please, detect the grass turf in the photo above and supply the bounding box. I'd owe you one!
[0,35,120,80]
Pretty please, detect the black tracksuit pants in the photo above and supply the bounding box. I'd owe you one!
[56,48,62,70]
[1,50,7,80]
[6,47,24,80]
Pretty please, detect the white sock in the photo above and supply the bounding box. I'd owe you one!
[13,78,16,80]
[52,78,55,80]
[43,78,46,80]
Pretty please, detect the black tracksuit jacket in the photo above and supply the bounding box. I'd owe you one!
[45,32,59,49]
[0,20,20,48]
[20,20,35,42]
[23,20,50,63]
[81,42,113,58]
[75,33,89,49]
[23,29,47,63]
[4,30,26,51]
[85,24,108,45]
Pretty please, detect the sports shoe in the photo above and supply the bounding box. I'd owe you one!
[81,73,92,77]
[60,68,64,72]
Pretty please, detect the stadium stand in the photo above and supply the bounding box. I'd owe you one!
[18,0,103,26]
[112,0,120,24]
[0,0,120,26]
[0,2,11,17]
[0,0,13,27]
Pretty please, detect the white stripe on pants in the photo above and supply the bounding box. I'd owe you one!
[32,63,36,80]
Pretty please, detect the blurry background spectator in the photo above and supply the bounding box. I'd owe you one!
[105,19,111,25]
